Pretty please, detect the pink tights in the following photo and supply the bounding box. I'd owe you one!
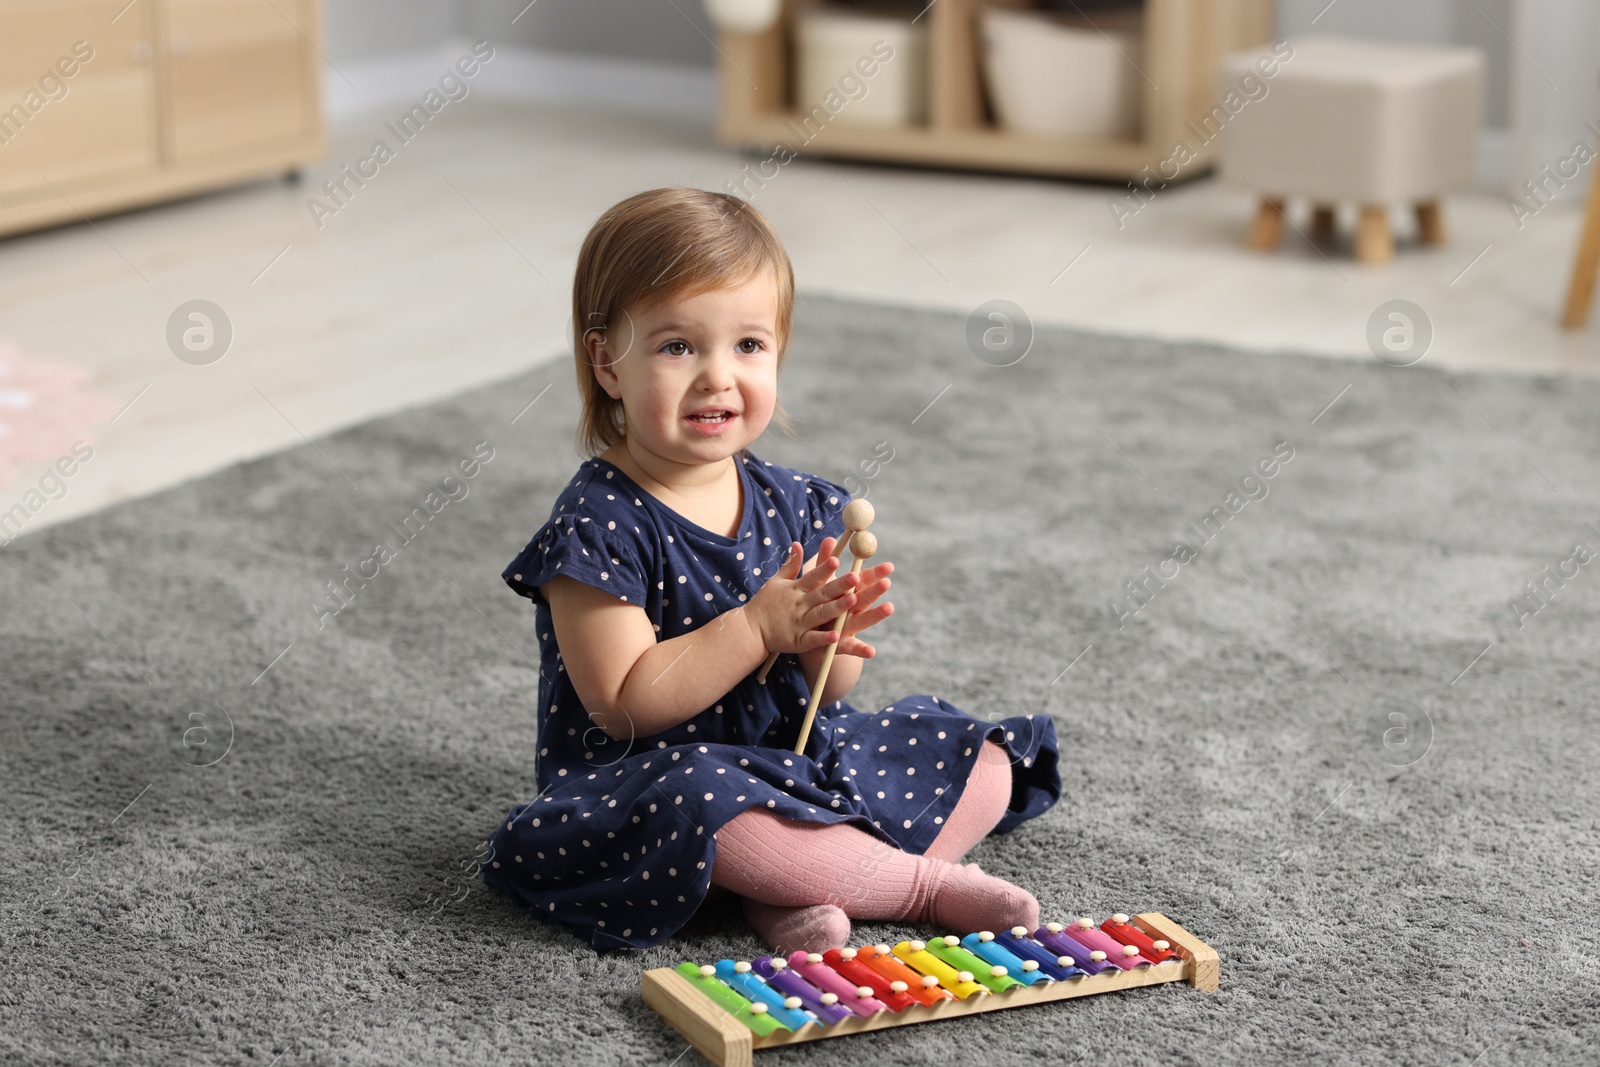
[708,741,1036,953]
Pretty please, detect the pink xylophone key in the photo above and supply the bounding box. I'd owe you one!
[789,951,889,1018]
[1060,917,1151,970]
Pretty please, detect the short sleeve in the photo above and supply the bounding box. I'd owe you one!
[502,509,652,607]
[799,471,852,562]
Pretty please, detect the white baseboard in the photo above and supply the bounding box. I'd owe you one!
[324,39,717,124]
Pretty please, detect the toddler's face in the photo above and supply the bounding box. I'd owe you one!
[591,268,779,466]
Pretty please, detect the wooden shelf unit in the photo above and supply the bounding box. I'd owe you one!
[715,0,1274,182]
[0,0,324,239]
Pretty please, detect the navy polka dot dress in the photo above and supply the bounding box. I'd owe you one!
[482,450,1060,951]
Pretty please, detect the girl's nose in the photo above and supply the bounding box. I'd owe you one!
[698,351,738,389]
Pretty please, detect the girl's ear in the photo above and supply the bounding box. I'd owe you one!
[585,324,622,400]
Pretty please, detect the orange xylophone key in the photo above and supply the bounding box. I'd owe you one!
[1100,913,1179,964]
[855,944,953,1007]
[823,948,919,1012]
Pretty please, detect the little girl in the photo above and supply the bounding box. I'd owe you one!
[483,187,1060,954]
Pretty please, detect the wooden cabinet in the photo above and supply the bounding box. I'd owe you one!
[715,0,1275,182]
[0,0,323,238]
[0,0,159,201]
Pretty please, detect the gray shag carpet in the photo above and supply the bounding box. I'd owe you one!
[3,292,1598,1066]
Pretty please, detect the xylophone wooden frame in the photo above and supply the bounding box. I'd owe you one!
[641,912,1219,1067]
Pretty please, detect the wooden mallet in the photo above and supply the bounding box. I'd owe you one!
[757,499,874,685]
[792,528,877,756]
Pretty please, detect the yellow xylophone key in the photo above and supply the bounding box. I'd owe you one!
[891,940,987,1000]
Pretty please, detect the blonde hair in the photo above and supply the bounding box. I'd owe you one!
[571,187,798,459]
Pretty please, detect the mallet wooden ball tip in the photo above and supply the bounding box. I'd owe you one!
[842,498,874,531]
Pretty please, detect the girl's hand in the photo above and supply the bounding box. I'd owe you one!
[742,540,862,656]
[808,534,893,658]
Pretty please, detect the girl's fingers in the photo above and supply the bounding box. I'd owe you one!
[842,602,893,638]
[807,592,856,629]
[848,576,890,610]
[801,628,839,653]
[802,552,840,589]
[815,570,860,599]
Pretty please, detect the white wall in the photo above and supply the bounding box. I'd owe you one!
[324,0,462,60]
[1509,0,1600,202]
[326,0,1592,193]
[462,0,715,66]
[326,0,1515,126]
[1277,0,1511,127]
[323,0,713,66]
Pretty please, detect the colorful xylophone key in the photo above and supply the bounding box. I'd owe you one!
[856,944,953,1007]
[713,960,817,1031]
[892,940,988,999]
[788,952,888,1018]
[1101,913,1179,964]
[751,955,852,1025]
[960,931,1048,987]
[1059,917,1152,970]
[645,913,1220,1065]
[995,926,1089,980]
[822,948,920,1012]
[923,935,1024,994]
[674,962,784,1037]
[1033,923,1116,975]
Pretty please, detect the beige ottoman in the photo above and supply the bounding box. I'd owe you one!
[1219,36,1483,264]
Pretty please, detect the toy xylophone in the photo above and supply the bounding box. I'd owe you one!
[642,913,1219,1067]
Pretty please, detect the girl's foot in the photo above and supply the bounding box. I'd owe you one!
[924,862,1039,934]
[741,898,851,955]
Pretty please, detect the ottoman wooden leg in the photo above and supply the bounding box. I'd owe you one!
[1356,206,1393,264]
[1247,197,1286,251]
[1415,200,1446,244]
[1311,204,1337,239]
[1561,155,1600,330]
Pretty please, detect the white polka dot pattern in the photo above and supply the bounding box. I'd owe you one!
[484,452,1061,953]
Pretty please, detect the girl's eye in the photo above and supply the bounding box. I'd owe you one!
[661,341,689,356]
[737,338,765,354]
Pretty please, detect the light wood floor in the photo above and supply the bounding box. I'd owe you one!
[1,99,1594,539]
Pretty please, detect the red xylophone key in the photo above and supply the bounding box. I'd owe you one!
[1100,913,1179,964]
[823,948,919,1012]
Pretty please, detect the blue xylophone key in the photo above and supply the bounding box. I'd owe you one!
[752,956,853,1025]
[996,927,1088,980]
[714,960,817,1031]
[961,932,1049,986]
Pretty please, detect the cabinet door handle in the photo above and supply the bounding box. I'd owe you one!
[131,41,152,62]
[170,35,192,57]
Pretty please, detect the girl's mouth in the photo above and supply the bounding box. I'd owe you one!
[685,410,737,435]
